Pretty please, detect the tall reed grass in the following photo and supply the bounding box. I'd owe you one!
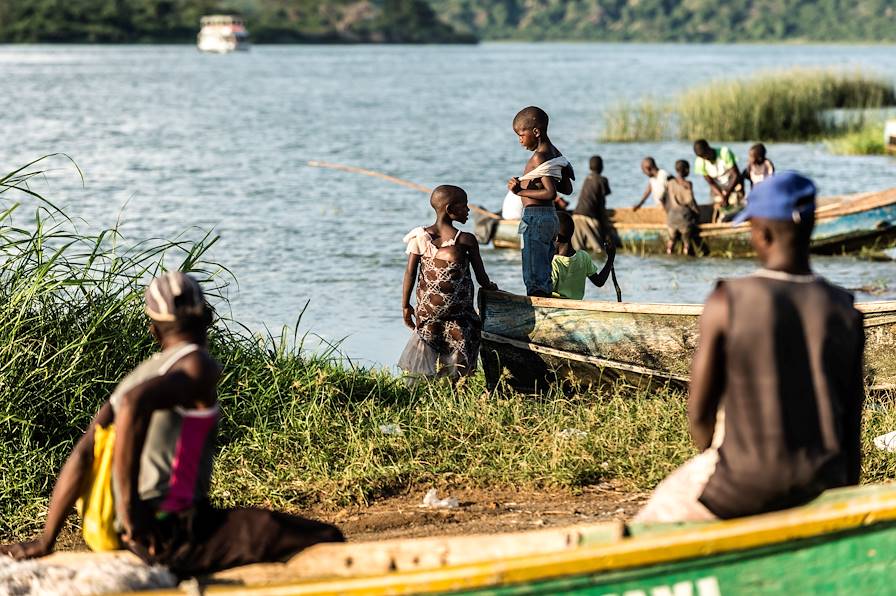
[601,69,896,142]
[826,121,887,155]
[2,158,895,543]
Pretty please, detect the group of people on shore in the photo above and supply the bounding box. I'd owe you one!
[398,105,865,528]
[1,106,865,577]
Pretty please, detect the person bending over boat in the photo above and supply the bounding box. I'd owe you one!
[0,272,343,574]
[401,185,498,383]
[508,106,575,297]
[552,212,615,300]
[634,173,864,523]
[693,139,744,222]
[632,157,669,212]
[572,155,617,253]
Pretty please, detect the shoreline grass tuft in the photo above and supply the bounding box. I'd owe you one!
[826,121,888,155]
[601,69,896,142]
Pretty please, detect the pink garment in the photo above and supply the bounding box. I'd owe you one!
[158,406,219,513]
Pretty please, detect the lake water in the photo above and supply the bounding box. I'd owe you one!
[1,43,895,367]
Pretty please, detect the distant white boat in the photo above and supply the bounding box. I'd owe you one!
[197,15,250,53]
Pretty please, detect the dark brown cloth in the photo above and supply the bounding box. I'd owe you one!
[573,174,615,247]
[573,173,606,221]
[699,275,864,519]
[127,501,344,576]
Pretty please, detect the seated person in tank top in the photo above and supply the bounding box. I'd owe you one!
[1,272,344,575]
[634,173,864,523]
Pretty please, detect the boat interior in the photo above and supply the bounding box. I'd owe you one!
[606,187,896,228]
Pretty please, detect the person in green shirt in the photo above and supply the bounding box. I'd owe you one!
[693,139,744,221]
[552,212,616,300]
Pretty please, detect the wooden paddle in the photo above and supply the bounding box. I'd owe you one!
[307,160,500,219]
[598,236,622,303]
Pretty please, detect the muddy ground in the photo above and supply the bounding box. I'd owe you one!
[53,481,646,550]
[320,481,647,541]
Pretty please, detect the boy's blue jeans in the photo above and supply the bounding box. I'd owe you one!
[519,205,558,296]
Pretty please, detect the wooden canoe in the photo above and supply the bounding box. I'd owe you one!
[479,290,896,393]
[492,187,896,256]
[97,482,896,594]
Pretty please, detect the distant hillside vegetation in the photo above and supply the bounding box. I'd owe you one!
[0,0,476,44]
[428,0,896,42]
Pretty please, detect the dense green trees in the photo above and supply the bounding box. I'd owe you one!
[0,0,475,43]
[0,0,893,43]
[430,0,896,42]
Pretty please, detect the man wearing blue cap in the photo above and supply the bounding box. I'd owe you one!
[635,172,865,523]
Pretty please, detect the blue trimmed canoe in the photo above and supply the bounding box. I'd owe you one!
[492,187,896,256]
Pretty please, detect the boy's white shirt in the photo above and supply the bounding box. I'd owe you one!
[519,156,570,181]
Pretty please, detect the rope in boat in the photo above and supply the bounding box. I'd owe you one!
[306,160,500,219]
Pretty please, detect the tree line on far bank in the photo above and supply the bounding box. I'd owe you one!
[1,0,893,44]
[0,0,475,44]
[431,0,896,42]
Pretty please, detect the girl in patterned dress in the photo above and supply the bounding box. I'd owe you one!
[400,185,498,383]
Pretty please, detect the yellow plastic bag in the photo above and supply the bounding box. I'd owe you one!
[75,423,121,551]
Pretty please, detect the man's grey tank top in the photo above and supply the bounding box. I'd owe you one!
[699,271,864,519]
[110,343,218,511]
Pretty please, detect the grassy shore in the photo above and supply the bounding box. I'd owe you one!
[826,121,888,155]
[602,69,896,142]
[2,159,896,542]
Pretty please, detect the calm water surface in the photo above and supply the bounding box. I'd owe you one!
[1,43,895,366]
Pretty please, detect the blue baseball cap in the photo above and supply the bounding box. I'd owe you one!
[733,171,817,224]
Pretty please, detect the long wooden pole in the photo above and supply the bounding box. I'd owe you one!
[308,159,622,301]
[307,160,500,219]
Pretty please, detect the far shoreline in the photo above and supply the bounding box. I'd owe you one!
[1,39,895,47]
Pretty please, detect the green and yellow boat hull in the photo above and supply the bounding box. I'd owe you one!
[116,483,896,594]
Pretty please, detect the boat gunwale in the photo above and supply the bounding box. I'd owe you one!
[494,187,896,234]
[482,290,896,317]
[135,484,896,595]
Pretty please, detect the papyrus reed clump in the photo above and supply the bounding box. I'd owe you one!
[602,69,896,142]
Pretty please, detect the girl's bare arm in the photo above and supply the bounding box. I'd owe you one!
[462,234,497,290]
[402,253,420,329]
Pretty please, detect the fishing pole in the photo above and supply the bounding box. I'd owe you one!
[600,236,623,303]
[309,159,624,301]
[307,160,500,219]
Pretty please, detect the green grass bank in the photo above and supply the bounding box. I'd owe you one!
[602,69,896,142]
[1,160,895,542]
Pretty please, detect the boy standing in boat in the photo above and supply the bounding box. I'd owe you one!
[1,273,344,573]
[635,173,864,523]
[508,106,574,297]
